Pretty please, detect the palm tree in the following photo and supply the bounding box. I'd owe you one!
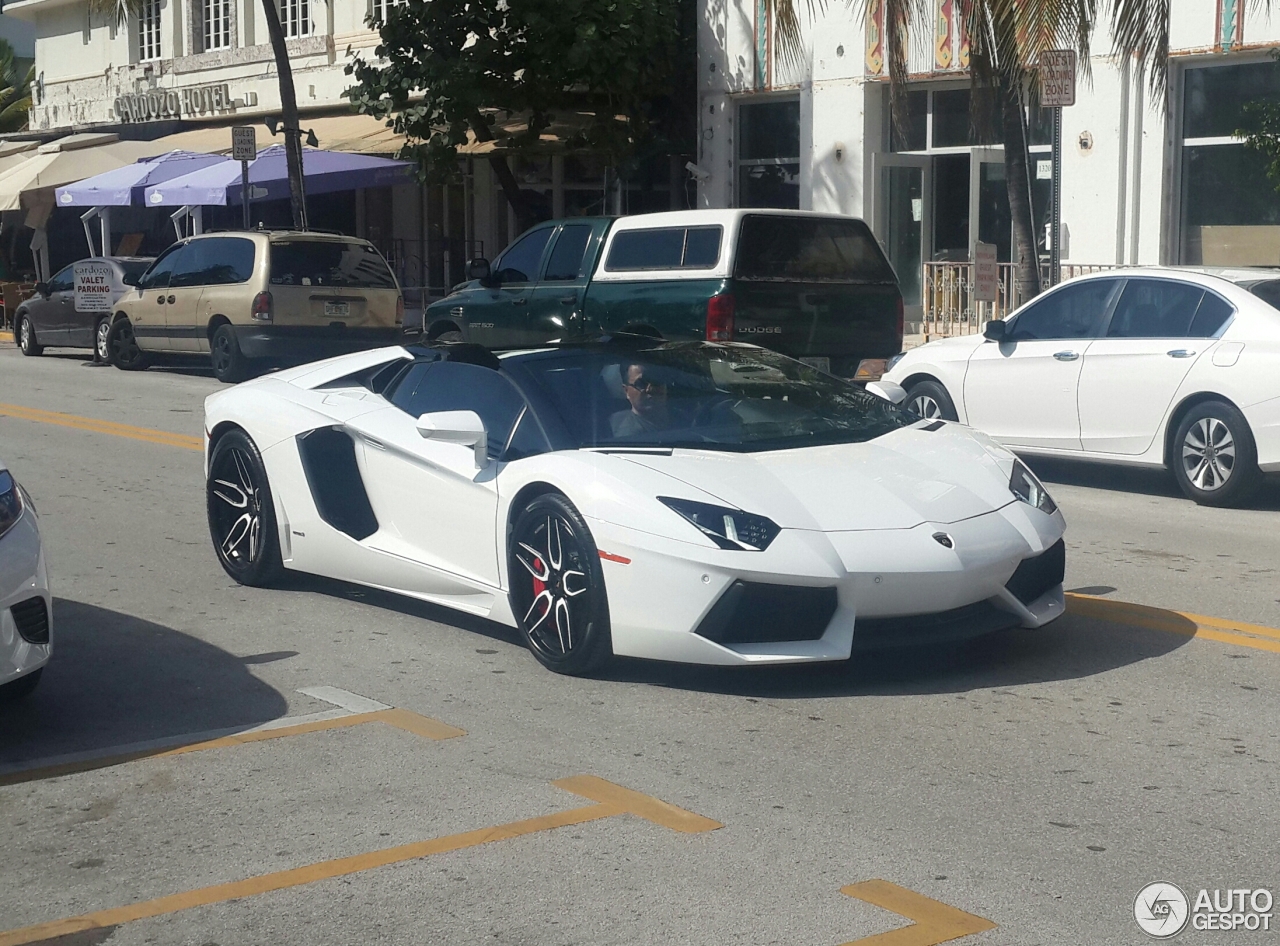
[0,39,33,134]
[765,0,1181,301]
[95,0,308,228]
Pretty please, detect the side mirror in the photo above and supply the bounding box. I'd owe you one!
[865,380,907,405]
[467,258,491,282]
[416,409,488,468]
[983,319,1007,341]
[121,273,139,287]
[33,282,49,297]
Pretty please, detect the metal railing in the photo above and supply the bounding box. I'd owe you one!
[920,261,1123,337]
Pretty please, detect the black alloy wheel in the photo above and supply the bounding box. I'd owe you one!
[94,317,112,363]
[1171,400,1261,507]
[17,315,42,356]
[903,379,958,421]
[206,429,283,586]
[210,323,250,384]
[106,318,149,370]
[508,493,612,675]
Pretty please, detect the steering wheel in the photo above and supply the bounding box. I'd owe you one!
[688,394,742,429]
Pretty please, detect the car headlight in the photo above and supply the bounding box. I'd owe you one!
[1009,460,1057,515]
[658,497,781,551]
[0,470,25,540]
[885,352,907,372]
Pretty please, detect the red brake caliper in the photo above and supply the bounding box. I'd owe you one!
[532,558,546,597]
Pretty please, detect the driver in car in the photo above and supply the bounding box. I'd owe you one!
[611,362,679,437]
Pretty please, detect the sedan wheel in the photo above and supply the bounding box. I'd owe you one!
[509,493,612,675]
[94,318,112,362]
[1172,401,1260,507]
[17,316,42,356]
[207,429,282,586]
[903,379,958,422]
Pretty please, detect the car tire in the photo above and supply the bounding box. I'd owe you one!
[903,379,958,421]
[207,428,284,587]
[210,324,251,384]
[106,318,149,370]
[1171,401,1261,507]
[17,315,42,356]
[508,493,613,676]
[0,667,42,701]
[94,316,112,363]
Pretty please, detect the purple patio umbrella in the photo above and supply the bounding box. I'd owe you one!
[143,145,412,206]
[54,150,230,207]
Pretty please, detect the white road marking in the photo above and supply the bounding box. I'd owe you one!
[297,686,390,713]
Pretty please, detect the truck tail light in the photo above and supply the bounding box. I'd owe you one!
[396,294,404,324]
[706,292,735,341]
[251,291,273,322]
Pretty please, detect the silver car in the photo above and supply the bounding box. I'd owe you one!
[15,256,153,362]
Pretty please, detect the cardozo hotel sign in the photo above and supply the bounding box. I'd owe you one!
[114,83,257,123]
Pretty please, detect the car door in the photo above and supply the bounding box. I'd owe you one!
[526,223,597,341]
[31,265,76,343]
[1078,278,1235,455]
[962,277,1122,450]
[345,360,529,588]
[130,243,187,351]
[467,225,555,348]
[165,240,214,351]
[192,237,257,353]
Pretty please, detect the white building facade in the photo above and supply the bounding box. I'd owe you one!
[697,0,1280,319]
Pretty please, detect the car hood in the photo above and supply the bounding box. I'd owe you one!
[618,424,1017,531]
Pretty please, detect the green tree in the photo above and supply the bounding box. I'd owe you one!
[0,39,33,134]
[345,0,693,232]
[768,0,1184,301]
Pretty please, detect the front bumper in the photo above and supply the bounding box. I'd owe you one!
[588,501,1065,666]
[233,325,401,362]
[1,509,51,686]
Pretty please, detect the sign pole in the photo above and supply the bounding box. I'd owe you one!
[1050,106,1062,287]
[241,160,250,230]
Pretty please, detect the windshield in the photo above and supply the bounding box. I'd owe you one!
[269,240,397,289]
[734,215,896,284]
[118,259,153,281]
[1247,278,1280,312]
[517,342,912,452]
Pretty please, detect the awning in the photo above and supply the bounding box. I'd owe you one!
[142,113,408,157]
[144,144,413,206]
[0,133,172,212]
[54,150,229,207]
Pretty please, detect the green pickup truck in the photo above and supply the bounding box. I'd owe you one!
[422,209,904,379]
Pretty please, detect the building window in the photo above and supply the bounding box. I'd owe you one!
[137,0,162,61]
[737,98,800,209]
[1180,59,1280,265]
[371,0,404,24]
[278,0,310,37]
[201,0,231,50]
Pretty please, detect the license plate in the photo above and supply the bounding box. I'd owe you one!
[324,301,350,318]
[799,356,830,374]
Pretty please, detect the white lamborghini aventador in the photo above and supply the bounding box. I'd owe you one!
[203,339,1067,675]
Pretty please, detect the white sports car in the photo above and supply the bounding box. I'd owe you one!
[1,460,51,700]
[203,339,1066,675]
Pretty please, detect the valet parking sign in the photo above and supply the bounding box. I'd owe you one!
[1135,882,1274,937]
[74,261,114,313]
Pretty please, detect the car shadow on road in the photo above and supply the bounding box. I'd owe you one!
[598,606,1196,698]
[0,599,289,768]
[1024,455,1280,511]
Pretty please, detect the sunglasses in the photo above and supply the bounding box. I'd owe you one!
[624,377,665,393]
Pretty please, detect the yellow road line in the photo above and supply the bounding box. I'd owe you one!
[0,708,465,787]
[841,880,996,946]
[1066,593,1280,655]
[0,777,719,946]
[0,401,203,451]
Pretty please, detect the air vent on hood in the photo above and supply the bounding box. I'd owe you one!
[920,420,945,432]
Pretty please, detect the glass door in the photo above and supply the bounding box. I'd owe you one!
[969,148,1011,262]
[874,153,931,309]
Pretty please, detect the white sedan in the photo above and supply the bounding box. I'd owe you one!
[203,339,1066,675]
[885,268,1280,506]
[1,461,51,700]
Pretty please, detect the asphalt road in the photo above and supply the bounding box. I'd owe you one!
[1,346,1277,946]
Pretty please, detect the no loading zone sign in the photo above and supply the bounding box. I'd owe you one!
[1135,882,1274,937]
